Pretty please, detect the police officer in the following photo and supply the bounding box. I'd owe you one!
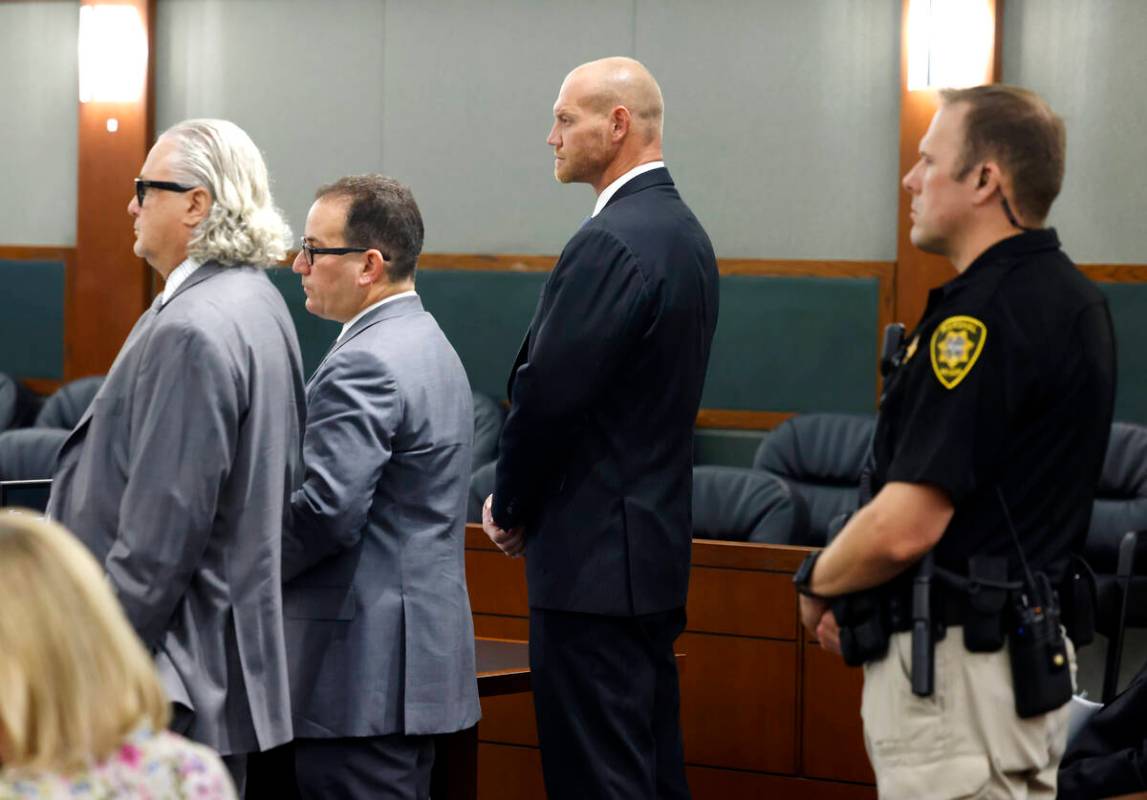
[793,85,1116,799]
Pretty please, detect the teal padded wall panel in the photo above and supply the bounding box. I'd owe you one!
[694,429,768,468]
[417,270,547,400]
[701,275,879,414]
[0,259,65,380]
[265,267,340,378]
[1098,283,1147,425]
[419,270,880,416]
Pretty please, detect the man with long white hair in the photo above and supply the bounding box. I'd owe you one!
[49,118,306,795]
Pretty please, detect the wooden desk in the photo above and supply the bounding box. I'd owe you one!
[431,638,533,800]
[464,526,877,800]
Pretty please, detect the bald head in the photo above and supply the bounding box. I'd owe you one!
[547,57,666,193]
[564,57,664,143]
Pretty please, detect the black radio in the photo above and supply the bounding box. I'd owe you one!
[1008,571,1072,718]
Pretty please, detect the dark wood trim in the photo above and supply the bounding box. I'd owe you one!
[695,409,796,431]
[1080,263,1147,283]
[0,245,76,262]
[419,253,557,272]
[692,539,811,571]
[418,253,894,279]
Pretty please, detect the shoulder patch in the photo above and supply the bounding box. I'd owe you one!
[930,315,987,389]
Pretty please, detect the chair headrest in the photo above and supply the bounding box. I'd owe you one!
[0,373,16,432]
[753,413,875,485]
[1097,422,1147,500]
[0,428,71,482]
[35,376,105,430]
[692,465,809,545]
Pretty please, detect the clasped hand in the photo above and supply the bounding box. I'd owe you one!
[481,494,526,557]
[799,595,842,656]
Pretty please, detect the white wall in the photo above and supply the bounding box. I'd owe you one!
[154,0,902,259]
[0,1,79,246]
[14,1,1146,263]
[1004,0,1147,263]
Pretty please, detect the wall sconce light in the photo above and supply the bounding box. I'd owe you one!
[78,4,148,103]
[906,0,995,91]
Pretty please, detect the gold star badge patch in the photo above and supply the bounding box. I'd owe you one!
[930,315,987,389]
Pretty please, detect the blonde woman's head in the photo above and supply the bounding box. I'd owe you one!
[0,513,169,774]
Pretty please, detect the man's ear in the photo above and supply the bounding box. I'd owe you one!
[183,186,213,227]
[972,161,1003,206]
[610,106,631,143]
[359,249,388,286]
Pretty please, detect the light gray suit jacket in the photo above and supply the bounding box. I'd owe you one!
[49,263,306,756]
[283,294,480,739]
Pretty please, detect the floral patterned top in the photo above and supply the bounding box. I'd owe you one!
[0,726,236,799]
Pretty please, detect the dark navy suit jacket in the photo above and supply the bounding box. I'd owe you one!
[493,167,719,616]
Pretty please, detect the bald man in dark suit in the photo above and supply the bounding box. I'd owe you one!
[483,57,719,800]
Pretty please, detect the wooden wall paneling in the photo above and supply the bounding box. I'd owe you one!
[478,693,538,748]
[73,0,156,380]
[464,529,876,793]
[894,0,1004,329]
[678,632,798,774]
[1080,264,1147,283]
[472,615,529,640]
[694,409,795,431]
[465,550,529,617]
[686,566,796,640]
[691,539,807,572]
[477,744,546,800]
[686,765,876,800]
[801,643,875,784]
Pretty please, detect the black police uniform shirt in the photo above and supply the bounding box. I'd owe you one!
[871,229,1116,580]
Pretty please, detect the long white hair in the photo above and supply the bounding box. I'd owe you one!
[162,118,292,266]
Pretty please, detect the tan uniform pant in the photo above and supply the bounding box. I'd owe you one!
[861,627,1075,799]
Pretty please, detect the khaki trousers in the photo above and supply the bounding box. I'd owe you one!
[861,628,1075,799]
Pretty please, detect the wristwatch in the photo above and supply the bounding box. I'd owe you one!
[792,551,824,598]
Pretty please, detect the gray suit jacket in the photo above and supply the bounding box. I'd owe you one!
[283,294,480,738]
[49,263,305,756]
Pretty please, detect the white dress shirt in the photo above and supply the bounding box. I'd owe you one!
[161,257,202,305]
[338,290,418,342]
[591,160,666,218]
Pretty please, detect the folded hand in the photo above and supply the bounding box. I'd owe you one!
[482,494,526,557]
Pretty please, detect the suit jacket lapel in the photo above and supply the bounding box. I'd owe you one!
[309,295,424,385]
[600,166,674,214]
[159,261,227,310]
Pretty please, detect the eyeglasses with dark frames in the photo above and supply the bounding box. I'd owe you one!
[134,178,196,207]
[299,237,370,267]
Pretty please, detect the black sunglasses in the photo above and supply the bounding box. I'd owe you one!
[299,237,370,267]
[134,178,196,206]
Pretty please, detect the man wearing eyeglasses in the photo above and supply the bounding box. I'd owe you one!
[279,175,478,800]
[49,118,305,796]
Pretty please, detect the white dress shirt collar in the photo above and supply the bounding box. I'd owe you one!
[161,257,202,305]
[591,160,666,218]
[338,290,418,342]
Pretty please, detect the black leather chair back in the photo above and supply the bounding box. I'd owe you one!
[472,392,506,471]
[0,373,44,432]
[35,376,104,430]
[0,428,70,481]
[753,413,875,546]
[692,465,808,544]
[468,459,497,524]
[1087,422,1147,573]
